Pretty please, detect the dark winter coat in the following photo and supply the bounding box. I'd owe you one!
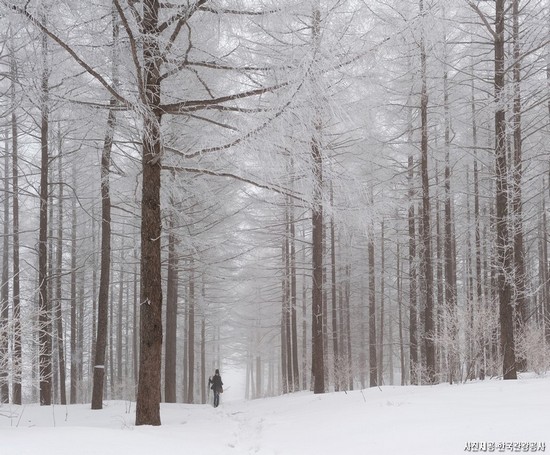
[210,374,223,393]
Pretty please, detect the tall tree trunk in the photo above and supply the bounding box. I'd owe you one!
[512,0,527,371]
[379,222,385,386]
[419,0,435,384]
[368,209,378,387]
[201,315,206,404]
[70,167,78,403]
[397,222,406,386]
[11,48,22,403]
[0,130,10,403]
[345,263,353,390]
[541,192,550,343]
[54,139,67,405]
[187,258,195,403]
[164,199,178,403]
[408,148,418,385]
[289,194,300,392]
[301,225,308,390]
[38,26,52,406]
[91,105,115,409]
[494,0,517,380]
[444,77,458,385]
[330,184,339,391]
[471,70,485,376]
[136,0,164,425]
[310,6,325,395]
[117,246,124,386]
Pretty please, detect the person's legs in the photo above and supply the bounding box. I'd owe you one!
[214,391,219,407]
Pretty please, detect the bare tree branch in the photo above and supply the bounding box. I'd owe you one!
[160,82,289,114]
[4,2,133,108]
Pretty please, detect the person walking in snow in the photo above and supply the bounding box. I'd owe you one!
[208,369,224,408]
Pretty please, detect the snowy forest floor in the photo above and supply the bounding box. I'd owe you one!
[2,373,549,455]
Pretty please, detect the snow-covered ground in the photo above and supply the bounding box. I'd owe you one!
[2,374,548,455]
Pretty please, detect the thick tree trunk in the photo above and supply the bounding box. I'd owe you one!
[494,0,517,380]
[135,0,164,425]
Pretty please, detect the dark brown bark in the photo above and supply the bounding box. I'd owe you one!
[310,7,325,395]
[164,203,178,403]
[135,0,164,425]
[379,222,385,386]
[117,250,124,384]
[201,315,206,404]
[330,184,339,391]
[494,0,517,380]
[512,0,527,371]
[301,226,308,390]
[368,222,377,387]
[397,226,406,386]
[408,153,418,385]
[91,106,115,409]
[311,132,324,394]
[38,28,52,406]
[186,258,195,403]
[419,0,435,384]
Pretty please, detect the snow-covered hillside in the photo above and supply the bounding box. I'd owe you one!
[2,374,548,455]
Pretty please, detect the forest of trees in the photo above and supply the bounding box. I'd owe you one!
[0,0,548,426]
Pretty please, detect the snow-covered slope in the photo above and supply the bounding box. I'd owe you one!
[2,374,548,455]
